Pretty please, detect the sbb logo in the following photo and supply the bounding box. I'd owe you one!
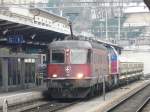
[65,66,71,73]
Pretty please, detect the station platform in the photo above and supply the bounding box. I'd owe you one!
[58,80,150,112]
[0,88,45,108]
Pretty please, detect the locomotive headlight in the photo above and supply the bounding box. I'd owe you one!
[77,73,84,79]
[52,74,58,78]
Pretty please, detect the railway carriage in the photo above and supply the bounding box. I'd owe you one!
[119,61,143,84]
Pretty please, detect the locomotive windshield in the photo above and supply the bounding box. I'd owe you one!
[51,50,64,63]
[71,49,89,64]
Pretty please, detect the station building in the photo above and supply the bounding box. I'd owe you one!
[0,6,70,92]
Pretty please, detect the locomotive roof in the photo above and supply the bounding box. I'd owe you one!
[49,40,107,50]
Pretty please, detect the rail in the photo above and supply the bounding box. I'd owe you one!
[2,98,79,112]
[136,97,150,112]
[107,82,150,112]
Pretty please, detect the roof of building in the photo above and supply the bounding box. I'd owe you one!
[0,7,70,45]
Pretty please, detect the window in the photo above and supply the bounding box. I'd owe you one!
[51,50,64,63]
[71,49,89,64]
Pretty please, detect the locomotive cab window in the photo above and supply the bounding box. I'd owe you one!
[71,49,90,64]
[51,50,64,63]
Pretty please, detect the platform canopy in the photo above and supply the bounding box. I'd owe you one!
[144,0,150,10]
[0,7,70,45]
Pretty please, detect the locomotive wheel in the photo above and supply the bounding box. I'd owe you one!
[87,86,95,98]
[95,84,101,96]
[98,84,102,95]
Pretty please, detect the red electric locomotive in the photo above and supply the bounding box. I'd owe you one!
[46,40,109,98]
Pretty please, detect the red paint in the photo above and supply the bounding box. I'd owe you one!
[47,64,64,77]
[47,64,91,78]
[111,61,117,74]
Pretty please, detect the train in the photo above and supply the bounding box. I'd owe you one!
[45,40,144,98]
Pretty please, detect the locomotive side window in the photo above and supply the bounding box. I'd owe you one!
[71,49,89,64]
[51,50,64,63]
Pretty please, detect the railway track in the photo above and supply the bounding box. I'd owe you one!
[21,100,79,112]
[136,97,150,112]
[107,83,150,112]
[4,99,79,112]
[0,80,149,112]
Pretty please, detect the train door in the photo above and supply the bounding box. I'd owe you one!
[36,54,47,85]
